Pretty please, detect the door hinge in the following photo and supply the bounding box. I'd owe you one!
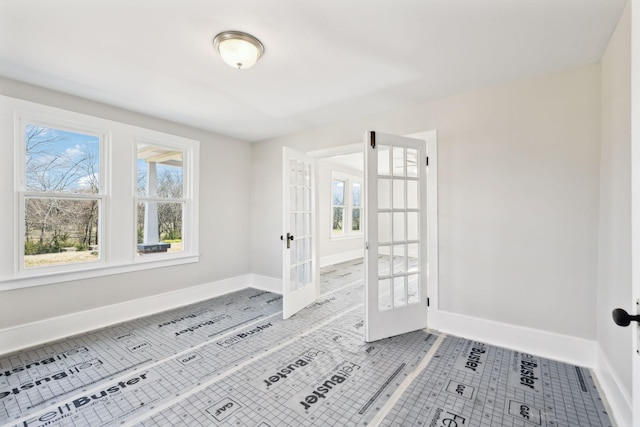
[365,242,369,250]
[370,131,376,149]
[426,297,430,307]
[426,156,429,166]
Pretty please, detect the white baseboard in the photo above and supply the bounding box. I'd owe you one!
[439,312,633,426]
[0,274,260,356]
[594,345,632,427]
[438,311,636,425]
[437,310,597,368]
[250,274,282,294]
[320,250,363,268]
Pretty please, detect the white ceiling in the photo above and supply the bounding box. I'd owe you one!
[323,152,364,174]
[0,0,627,142]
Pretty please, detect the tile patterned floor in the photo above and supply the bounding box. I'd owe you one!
[0,259,613,426]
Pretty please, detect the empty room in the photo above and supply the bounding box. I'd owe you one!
[0,1,638,426]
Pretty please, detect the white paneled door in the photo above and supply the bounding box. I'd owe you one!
[364,131,430,342]
[282,147,318,319]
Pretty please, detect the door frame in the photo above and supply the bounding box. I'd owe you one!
[631,0,640,422]
[406,130,439,330]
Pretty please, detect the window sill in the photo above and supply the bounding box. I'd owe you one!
[0,253,200,291]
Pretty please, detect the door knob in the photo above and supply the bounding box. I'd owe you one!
[612,308,640,327]
[281,233,294,249]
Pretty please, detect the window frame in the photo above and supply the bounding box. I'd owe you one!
[351,181,362,232]
[16,115,109,276]
[331,177,346,235]
[133,138,195,259]
[1,98,199,291]
[330,170,363,240]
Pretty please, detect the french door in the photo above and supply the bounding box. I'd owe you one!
[364,131,430,342]
[282,147,318,319]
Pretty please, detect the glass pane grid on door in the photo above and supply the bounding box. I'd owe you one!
[377,144,421,311]
[289,160,313,292]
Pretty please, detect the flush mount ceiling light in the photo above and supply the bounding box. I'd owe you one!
[213,31,264,70]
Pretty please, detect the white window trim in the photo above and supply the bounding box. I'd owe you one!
[0,96,200,291]
[14,113,110,280]
[133,137,198,260]
[330,170,363,240]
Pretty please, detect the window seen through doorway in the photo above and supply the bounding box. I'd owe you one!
[331,171,363,237]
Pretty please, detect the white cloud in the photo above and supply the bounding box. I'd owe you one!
[78,173,98,190]
[64,144,84,158]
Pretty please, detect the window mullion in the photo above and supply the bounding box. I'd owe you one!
[137,196,187,203]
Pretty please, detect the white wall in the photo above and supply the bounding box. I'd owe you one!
[0,77,253,330]
[250,63,601,340]
[597,0,633,412]
[316,159,363,264]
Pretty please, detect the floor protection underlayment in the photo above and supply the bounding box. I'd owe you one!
[0,259,613,427]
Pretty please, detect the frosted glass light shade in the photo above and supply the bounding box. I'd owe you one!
[213,31,264,69]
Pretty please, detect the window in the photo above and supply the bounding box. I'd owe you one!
[21,124,104,270]
[3,96,199,289]
[351,182,361,231]
[136,144,185,255]
[330,171,363,237]
[331,179,345,233]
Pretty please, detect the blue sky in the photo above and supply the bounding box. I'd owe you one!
[25,124,183,195]
[25,124,99,192]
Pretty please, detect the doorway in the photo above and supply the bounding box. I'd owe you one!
[282,131,438,339]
